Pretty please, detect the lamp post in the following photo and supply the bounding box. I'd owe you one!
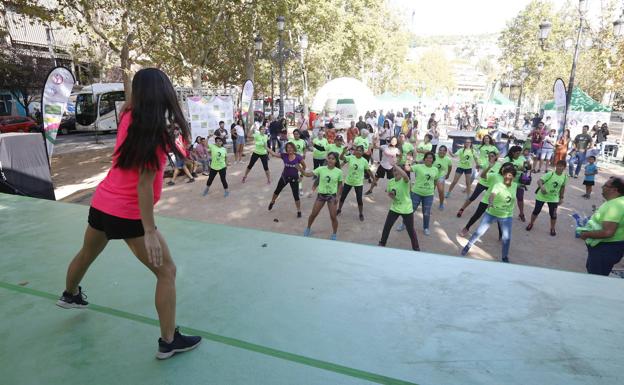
[277,16,285,119]
[299,33,309,125]
[514,68,529,128]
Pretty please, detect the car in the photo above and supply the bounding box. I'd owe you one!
[58,115,76,135]
[0,116,38,134]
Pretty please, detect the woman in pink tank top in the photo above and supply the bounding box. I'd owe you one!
[56,68,202,359]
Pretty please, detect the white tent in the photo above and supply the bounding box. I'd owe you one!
[311,77,376,126]
[543,87,612,137]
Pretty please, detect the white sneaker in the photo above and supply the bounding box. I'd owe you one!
[424,228,431,236]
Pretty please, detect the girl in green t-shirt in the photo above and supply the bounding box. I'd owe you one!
[504,145,529,222]
[433,145,453,210]
[241,126,271,185]
[476,135,499,169]
[203,136,230,197]
[461,163,518,263]
[456,152,500,218]
[526,160,567,236]
[338,145,375,221]
[378,164,420,251]
[303,152,343,240]
[446,140,478,199]
[397,152,438,235]
[415,134,433,162]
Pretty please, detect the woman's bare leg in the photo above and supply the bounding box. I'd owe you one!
[307,200,326,228]
[65,226,109,294]
[125,232,177,342]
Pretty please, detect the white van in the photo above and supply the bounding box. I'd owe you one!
[75,83,125,132]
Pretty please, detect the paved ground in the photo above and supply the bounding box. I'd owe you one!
[51,130,624,275]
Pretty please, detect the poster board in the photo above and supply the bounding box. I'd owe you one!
[187,95,234,139]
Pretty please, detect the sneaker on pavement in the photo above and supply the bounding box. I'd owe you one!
[202,187,209,196]
[56,286,88,309]
[459,228,469,237]
[359,214,364,222]
[424,228,431,236]
[303,227,311,237]
[156,327,202,360]
[444,191,451,198]
[224,190,229,197]
[329,233,337,240]
[396,223,405,232]
[439,204,444,211]
[502,257,510,263]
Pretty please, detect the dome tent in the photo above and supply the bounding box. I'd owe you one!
[311,77,375,127]
[543,87,612,137]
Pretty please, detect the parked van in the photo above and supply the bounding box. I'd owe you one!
[75,83,125,132]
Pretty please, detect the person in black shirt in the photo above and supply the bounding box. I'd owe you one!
[569,125,593,178]
[356,116,367,131]
[268,118,283,152]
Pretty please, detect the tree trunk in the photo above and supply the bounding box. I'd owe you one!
[191,67,202,89]
[120,11,134,98]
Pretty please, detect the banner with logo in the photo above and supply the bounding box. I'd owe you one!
[187,95,234,139]
[41,66,75,156]
[241,80,254,118]
[553,78,567,136]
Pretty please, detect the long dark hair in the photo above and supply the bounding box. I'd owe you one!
[115,68,190,170]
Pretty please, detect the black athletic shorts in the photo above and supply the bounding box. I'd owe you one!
[88,206,145,240]
[582,180,594,186]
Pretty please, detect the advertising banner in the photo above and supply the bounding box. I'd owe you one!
[553,78,567,136]
[187,95,234,140]
[41,66,75,156]
[241,80,254,119]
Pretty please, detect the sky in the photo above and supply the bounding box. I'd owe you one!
[387,0,610,36]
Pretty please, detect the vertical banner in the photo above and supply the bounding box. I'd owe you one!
[553,78,567,136]
[241,80,254,133]
[42,66,75,156]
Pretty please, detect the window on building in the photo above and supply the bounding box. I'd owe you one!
[0,95,14,116]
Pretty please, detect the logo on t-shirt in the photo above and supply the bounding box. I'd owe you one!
[325,175,331,183]
[505,196,512,204]
[354,164,359,170]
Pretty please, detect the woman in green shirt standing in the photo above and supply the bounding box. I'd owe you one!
[378,164,420,251]
[456,152,500,218]
[504,145,529,221]
[414,134,433,162]
[446,139,478,198]
[288,129,309,196]
[580,177,624,276]
[312,129,329,169]
[338,145,375,221]
[397,152,438,235]
[303,152,343,240]
[461,163,518,263]
[526,160,567,236]
[202,136,229,197]
[433,145,453,210]
[242,126,271,185]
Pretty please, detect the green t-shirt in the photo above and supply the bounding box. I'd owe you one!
[313,166,343,195]
[486,181,518,218]
[353,136,369,152]
[535,171,567,203]
[313,138,329,159]
[510,156,527,183]
[477,144,499,164]
[479,162,502,188]
[399,142,414,165]
[433,156,452,179]
[387,178,413,214]
[415,142,432,162]
[327,143,345,156]
[344,155,369,187]
[481,173,504,205]
[590,196,624,243]
[411,164,438,196]
[253,133,268,155]
[208,144,227,170]
[289,138,307,155]
[457,148,476,169]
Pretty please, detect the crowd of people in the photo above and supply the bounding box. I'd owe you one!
[171,107,623,278]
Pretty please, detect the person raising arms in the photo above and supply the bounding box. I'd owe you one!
[338,145,375,221]
[378,163,420,251]
[433,145,453,210]
[56,68,201,359]
[241,125,271,184]
[267,142,307,218]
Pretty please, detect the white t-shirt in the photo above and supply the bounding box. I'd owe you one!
[380,145,400,170]
[394,116,403,127]
[235,125,244,137]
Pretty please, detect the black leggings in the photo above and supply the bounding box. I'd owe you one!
[465,202,502,236]
[313,158,326,169]
[532,200,558,219]
[340,184,363,205]
[431,144,438,153]
[247,152,269,171]
[206,168,228,189]
[468,183,488,202]
[379,211,420,251]
[274,175,300,202]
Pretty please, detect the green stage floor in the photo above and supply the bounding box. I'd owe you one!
[1,193,623,385]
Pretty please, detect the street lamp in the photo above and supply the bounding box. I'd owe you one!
[299,33,309,124]
[277,16,286,119]
[254,35,263,52]
[615,14,624,37]
[539,21,552,48]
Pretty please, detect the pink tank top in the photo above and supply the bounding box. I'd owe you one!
[91,111,167,220]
